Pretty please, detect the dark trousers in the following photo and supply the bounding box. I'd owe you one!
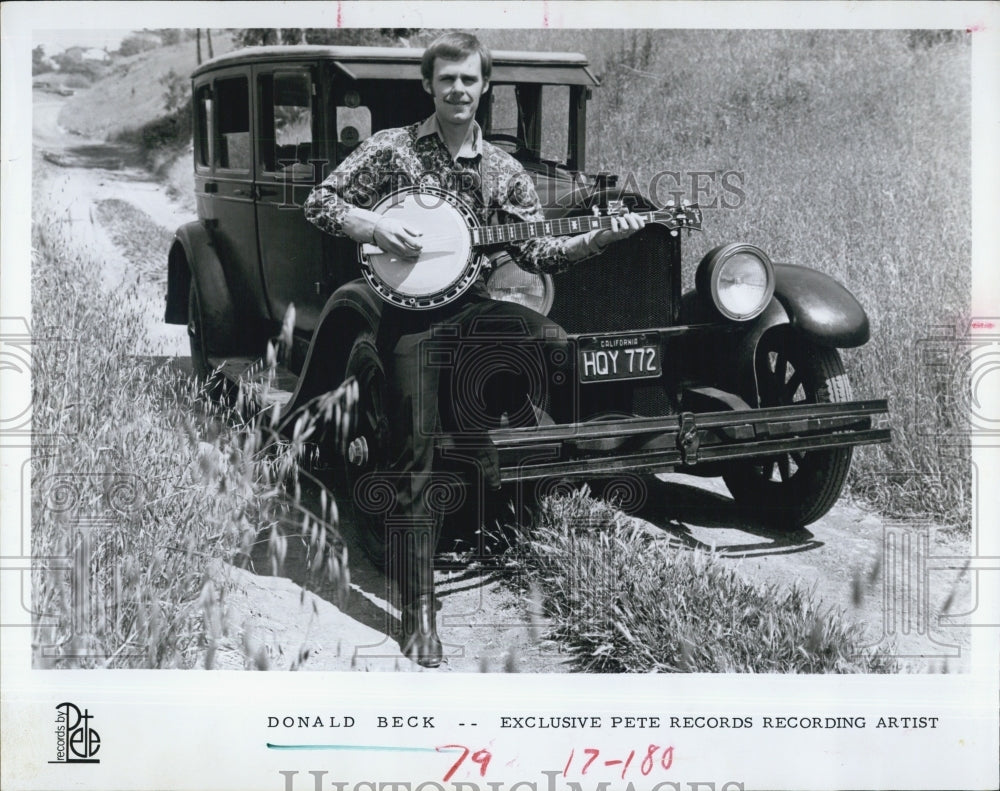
[377,293,573,602]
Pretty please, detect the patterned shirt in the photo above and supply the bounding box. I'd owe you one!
[303,115,575,275]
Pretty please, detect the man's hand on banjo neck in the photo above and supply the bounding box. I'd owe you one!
[588,210,646,252]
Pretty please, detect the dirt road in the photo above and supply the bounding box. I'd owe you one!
[34,89,972,673]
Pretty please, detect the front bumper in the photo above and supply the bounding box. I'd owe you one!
[477,399,890,483]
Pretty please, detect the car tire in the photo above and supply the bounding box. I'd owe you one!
[187,281,211,380]
[342,331,391,569]
[722,331,854,529]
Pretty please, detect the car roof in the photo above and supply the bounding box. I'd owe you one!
[192,45,600,85]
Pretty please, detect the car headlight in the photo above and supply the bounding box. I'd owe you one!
[695,243,775,321]
[486,253,554,315]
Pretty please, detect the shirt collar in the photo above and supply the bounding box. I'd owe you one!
[415,114,483,160]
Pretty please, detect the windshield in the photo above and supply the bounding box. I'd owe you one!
[484,83,573,167]
[327,75,579,171]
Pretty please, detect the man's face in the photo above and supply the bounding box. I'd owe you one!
[423,52,489,128]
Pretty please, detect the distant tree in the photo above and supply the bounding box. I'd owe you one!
[32,45,52,75]
[206,29,214,58]
[196,29,202,65]
[118,34,159,58]
[234,29,279,48]
[157,29,182,46]
[303,28,419,47]
[232,27,423,51]
[905,30,966,50]
[51,49,104,78]
[160,68,189,113]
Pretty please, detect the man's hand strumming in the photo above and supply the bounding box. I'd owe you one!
[373,218,424,259]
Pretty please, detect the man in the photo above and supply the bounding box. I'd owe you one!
[304,32,644,667]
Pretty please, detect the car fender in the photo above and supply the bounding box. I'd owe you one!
[771,263,870,348]
[281,279,382,419]
[165,221,239,354]
[734,264,870,404]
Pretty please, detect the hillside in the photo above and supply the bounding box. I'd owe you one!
[57,34,234,139]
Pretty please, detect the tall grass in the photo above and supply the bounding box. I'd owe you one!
[479,29,971,526]
[30,193,351,668]
[510,488,898,673]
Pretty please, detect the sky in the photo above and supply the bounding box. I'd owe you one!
[34,28,133,55]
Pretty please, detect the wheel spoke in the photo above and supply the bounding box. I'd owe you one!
[757,458,776,482]
[784,370,803,402]
[775,350,789,390]
[756,354,775,405]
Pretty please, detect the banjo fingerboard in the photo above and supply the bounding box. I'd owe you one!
[472,215,606,245]
[469,208,699,246]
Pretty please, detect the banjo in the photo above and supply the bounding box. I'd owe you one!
[358,186,702,310]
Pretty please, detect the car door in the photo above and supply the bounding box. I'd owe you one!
[253,65,326,332]
[197,68,268,323]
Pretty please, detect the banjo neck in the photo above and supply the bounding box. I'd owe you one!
[470,206,701,247]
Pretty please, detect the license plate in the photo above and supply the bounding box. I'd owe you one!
[577,332,661,383]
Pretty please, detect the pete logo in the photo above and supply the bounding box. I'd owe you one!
[49,702,100,764]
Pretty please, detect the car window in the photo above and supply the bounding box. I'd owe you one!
[488,84,521,140]
[485,84,570,166]
[335,100,372,165]
[215,77,250,171]
[540,85,570,164]
[194,84,213,170]
[260,71,314,173]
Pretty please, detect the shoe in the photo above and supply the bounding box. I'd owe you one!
[401,594,443,668]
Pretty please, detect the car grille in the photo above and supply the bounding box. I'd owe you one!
[547,226,678,333]
[547,226,680,417]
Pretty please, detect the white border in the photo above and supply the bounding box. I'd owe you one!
[3,3,998,790]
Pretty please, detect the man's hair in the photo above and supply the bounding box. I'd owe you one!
[420,32,492,83]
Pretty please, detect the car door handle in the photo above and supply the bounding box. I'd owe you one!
[255,185,280,199]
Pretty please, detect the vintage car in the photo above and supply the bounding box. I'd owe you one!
[165,45,890,531]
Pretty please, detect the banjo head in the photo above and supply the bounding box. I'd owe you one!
[360,188,483,310]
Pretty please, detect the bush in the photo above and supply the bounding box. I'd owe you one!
[64,74,93,90]
[118,34,160,58]
[160,68,190,114]
[115,103,193,161]
[51,52,106,79]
